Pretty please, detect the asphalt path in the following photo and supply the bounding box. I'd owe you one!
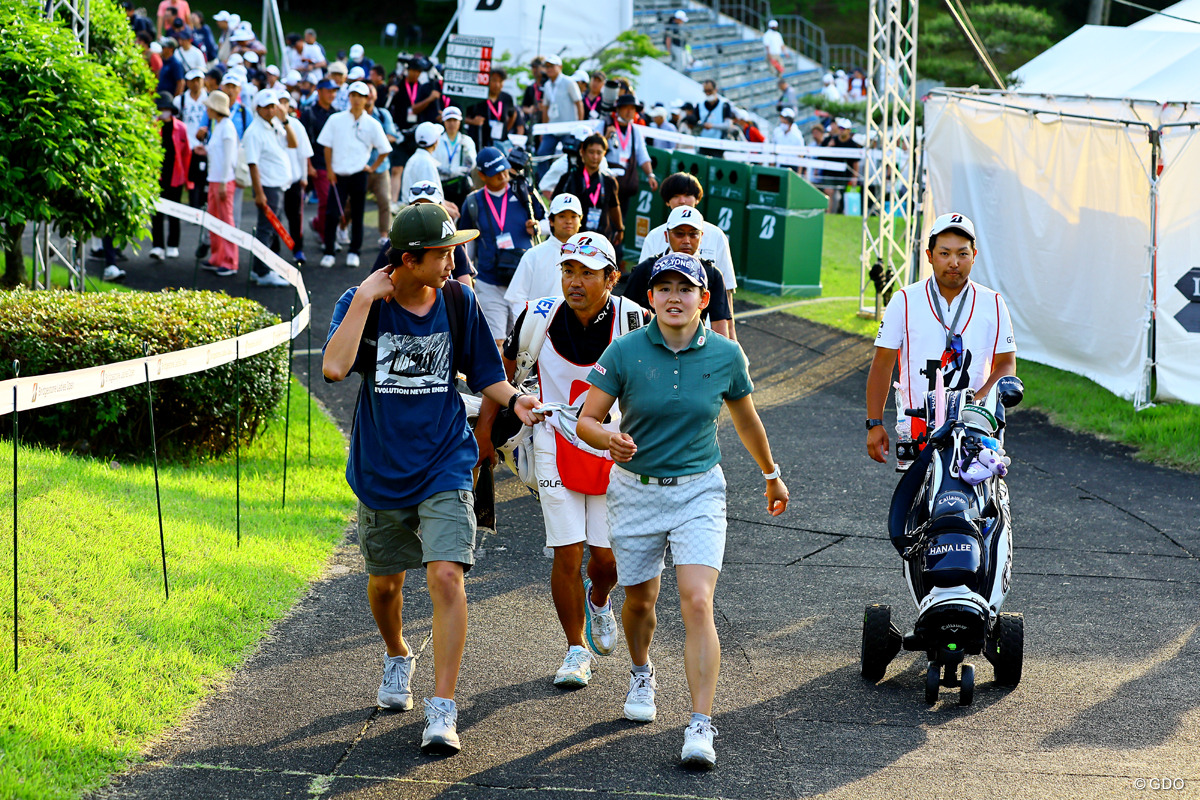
[86,221,1200,799]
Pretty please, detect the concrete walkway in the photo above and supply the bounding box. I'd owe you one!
[89,221,1200,799]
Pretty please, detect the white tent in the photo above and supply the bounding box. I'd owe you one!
[1011,25,1200,101]
[1131,0,1200,31]
[922,90,1200,406]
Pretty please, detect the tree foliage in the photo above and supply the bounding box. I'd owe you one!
[0,0,159,281]
[498,31,665,93]
[920,3,1056,87]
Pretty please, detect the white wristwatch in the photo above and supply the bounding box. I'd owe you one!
[762,463,781,481]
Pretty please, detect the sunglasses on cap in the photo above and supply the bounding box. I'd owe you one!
[560,241,614,265]
[408,184,440,198]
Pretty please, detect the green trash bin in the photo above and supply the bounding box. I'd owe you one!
[667,152,709,217]
[742,166,827,296]
[631,146,672,255]
[704,158,751,282]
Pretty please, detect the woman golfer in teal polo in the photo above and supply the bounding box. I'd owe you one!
[577,252,789,770]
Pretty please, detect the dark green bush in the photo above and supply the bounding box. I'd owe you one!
[0,288,289,461]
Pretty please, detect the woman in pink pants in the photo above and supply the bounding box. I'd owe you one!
[204,91,240,276]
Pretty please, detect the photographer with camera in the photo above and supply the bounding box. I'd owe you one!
[534,55,584,182]
[460,146,546,346]
[554,133,622,245]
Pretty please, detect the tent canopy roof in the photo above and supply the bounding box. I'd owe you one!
[1130,0,1200,31]
[1011,25,1200,102]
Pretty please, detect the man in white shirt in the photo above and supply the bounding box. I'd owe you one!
[638,171,737,299]
[243,90,296,287]
[820,73,843,103]
[762,19,785,76]
[328,61,349,112]
[175,29,207,73]
[316,80,392,268]
[866,213,1017,469]
[646,106,677,150]
[175,69,209,211]
[399,121,444,211]
[534,54,584,182]
[770,108,804,146]
[276,92,314,265]
[505,193,582,317]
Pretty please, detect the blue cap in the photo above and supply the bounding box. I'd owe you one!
[649,252,707,288]
[316,78,336,90]
[476,146,510,176]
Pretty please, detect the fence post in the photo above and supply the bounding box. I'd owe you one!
[306,290,312,464]
[143,345,169,601]
[11,360,18,672]
[281,301,294,510]
[235,324,241,547]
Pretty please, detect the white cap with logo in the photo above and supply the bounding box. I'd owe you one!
[549,193,583,216]
[557,232,616,272]
[405,180,444,204]
[929,212,976,241]
[667,205,704,230]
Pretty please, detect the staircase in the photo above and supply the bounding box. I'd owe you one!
[633,0,868,121]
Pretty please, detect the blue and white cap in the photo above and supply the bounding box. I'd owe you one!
[476,146,510,176]
[649,252,707,289]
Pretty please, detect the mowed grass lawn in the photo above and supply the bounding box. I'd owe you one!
[737,214,1200,472]
[0,377,355,799]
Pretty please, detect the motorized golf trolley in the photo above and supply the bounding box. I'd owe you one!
[861,374,1026,705]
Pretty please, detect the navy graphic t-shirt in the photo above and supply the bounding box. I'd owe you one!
[325,285,505,509]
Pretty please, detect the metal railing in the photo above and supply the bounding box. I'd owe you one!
[705,0,830,66]
[827,43,869,73]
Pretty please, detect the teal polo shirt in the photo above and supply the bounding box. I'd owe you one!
[588,320,753,478]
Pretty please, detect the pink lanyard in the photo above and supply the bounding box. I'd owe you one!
[404,81,418,108]
[486,98,504,119]
[483,188,508,231]
[613,122,631,155]
[581,168,603,206]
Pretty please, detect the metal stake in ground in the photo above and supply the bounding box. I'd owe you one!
[11,360,19,672]
[235,324,241,547]
[307,290,312,464]
[143,345,169,601]
[282,301,294,510]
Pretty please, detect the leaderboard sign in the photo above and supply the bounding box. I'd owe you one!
[443,34,493,99]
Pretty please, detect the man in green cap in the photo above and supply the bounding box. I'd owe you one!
[323,202,543,756]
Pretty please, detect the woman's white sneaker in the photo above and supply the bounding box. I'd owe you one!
[623,669,657,722]
[680,718,718,769]
[584,578,619,655]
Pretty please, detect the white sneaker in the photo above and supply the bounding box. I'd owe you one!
[346,252,360,268]
[584,579,619,656]
[681,718,718,769]
[148,247,165,260]
[255,270,291,287]
[623,669,657,722]
[336,226,350,245]
[165,246,180,258]
[319,255,335,268]
[102,265,126,282]
[553,647,595,688]
[421,697,461,754]
[377,653,416,711]
[390,201,402,215]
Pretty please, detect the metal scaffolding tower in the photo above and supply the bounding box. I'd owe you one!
[35,0,91,291]
[859,0,920,319]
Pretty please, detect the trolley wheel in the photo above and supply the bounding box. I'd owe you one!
[924,661,940,705]
[958,663,975,706]
[861,604,903,682]
[988,612,1024,687]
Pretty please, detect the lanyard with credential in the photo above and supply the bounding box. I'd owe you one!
[582,168,603,206]
[929,279,968,369]
[613,121,631,155]
[486,97,504,119]
[443,135,461,166]
[404,80,419,110]
[483,188,508,233]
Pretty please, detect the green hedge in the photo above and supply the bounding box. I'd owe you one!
[0,288,289,460]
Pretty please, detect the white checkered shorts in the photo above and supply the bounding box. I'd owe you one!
[605,464,727,587]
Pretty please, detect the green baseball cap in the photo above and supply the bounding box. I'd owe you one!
[389,203,479,250]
